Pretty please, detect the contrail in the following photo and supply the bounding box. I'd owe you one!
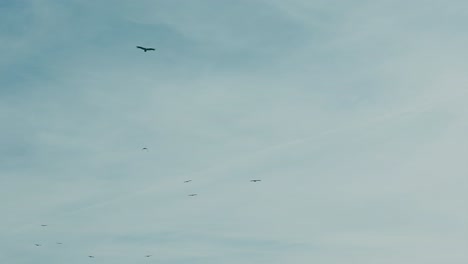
[64,94,444,214]
[12,90,461,233]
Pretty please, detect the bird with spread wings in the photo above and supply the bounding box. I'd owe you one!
[136,46,155,52]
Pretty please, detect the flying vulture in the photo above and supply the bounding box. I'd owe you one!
[145,255,152,258]
[88,256,95,258]
[188,194,198,196]
[136,46,155,52]
[184,180,192,183]
[142,147,148,151]
[41,224,47,227]
[250,180,261,182]
[35,244,41,247]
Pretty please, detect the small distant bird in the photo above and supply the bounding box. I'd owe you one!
[188,194,198,197]
[41,224,47,227]
[145,255,152,258]
[35,244,41,247]
[250,180,261,182]
[56,242,62,245]
[88,255,95,258]
[184,180,192,183]
[142,147,148,151]
[136,46,155,52]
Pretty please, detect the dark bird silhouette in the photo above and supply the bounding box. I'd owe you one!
[41,224,47,227]
[142,147,148,151]
[250,179,261,182]
[56,242,63,245]
[184,180,192,183]
[145,255,152,257]
[35,244,41,247]
[136,46,155,52]
[188,194,198,196]
[88,255,95,258]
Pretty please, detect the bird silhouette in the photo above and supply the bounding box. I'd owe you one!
[188,194,198,196]
[35,244,41,247]
[145,255,152,257]
[184,180,192,183]
[136,46,155,52]
[250,179,261,182]
[142,147,148,151]
[88,255,95,258]
[56,242,63,245]
[40,224,47,227]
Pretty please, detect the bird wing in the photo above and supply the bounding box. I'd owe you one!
[147,48,155,51]
[136,46,146,50]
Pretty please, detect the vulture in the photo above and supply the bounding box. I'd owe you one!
[88,256,95,258]
[250,180,261,182]
[35,244,41,247]
[145,255,152,258]
[188,194,198,197]
[184,180,192,183]
[137,46,155,52]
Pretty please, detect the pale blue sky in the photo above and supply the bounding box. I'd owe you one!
[1,1,468,263]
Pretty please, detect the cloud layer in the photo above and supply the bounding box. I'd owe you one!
[1,1,467,263]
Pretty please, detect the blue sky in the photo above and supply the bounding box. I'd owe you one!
[1,0,468,263]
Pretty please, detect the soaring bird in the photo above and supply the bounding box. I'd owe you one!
[145,255,152,258]
[41,224,47,227]
[142,147,148,151]
[56,242,63,245]
[250,179,261,182]
[88,256,95,258]
[35,244,41,247]
[188,194,198,197]
[184,180,192,183]
[136,46,155,52]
